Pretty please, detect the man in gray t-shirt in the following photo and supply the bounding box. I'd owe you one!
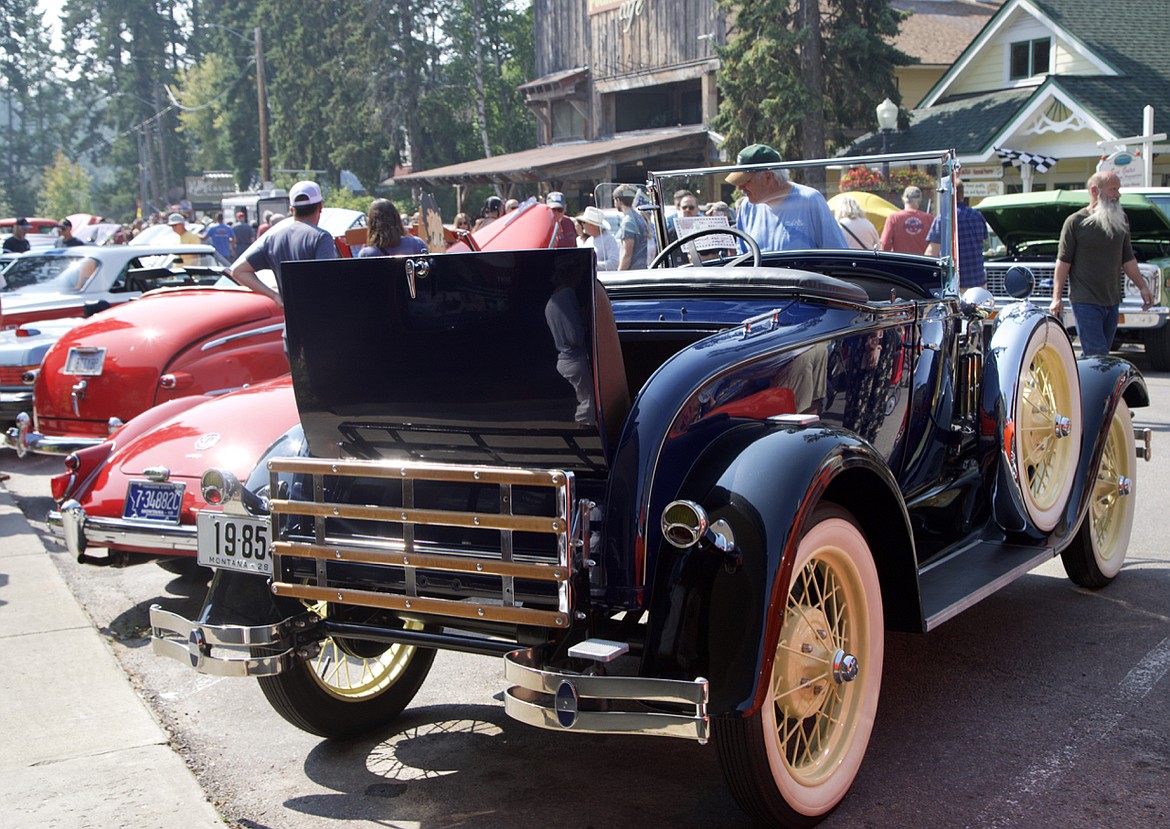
[229,180,338,308]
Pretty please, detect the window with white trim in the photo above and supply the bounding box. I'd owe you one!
[1010,38,1051,80]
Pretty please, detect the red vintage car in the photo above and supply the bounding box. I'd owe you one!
[47,376,299,561]
[8,277,288,455]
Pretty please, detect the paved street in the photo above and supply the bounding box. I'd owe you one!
[1,346,1167,829]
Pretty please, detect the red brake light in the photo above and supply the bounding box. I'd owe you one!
[63,453,81,473]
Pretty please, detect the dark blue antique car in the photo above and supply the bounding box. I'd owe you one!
[151,150,1149,827]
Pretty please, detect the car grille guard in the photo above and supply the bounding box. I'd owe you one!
[266,457,584,634]
[152,456,711,742]
[986,263,1159,303]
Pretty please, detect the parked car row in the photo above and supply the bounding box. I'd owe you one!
[126,149,1146,828]
[26,201,566,565]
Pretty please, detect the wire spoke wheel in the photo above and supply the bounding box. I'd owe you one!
[1062,400,1136,587]
[716,505,882,828]
[256,604,436,739]
[312,618,425,702]
[1013,320,1081,531]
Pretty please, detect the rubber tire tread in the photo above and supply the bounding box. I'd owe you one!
[715,715,826,829]
[1061,400,1135,588]
[712,504,875,829]
[257,643,436,740]
[1146,325,1170,372]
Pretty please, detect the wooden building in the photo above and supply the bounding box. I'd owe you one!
[392,0,728,212]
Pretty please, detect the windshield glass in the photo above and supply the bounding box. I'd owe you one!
[646,151,955,275]
[1,254,101,293]
[1145,195,1170,226]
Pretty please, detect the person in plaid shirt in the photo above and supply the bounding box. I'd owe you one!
[925,182,987,288]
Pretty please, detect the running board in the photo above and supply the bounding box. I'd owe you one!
[919,540,1056,631]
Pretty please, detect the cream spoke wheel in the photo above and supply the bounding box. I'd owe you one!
[1062,400,1136,588]
[1011,320,1081,531]
[256,604,436,739]
[715,505,883,826]
[312,621,423,701]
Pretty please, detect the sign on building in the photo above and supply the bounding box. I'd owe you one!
[963,165,1003,180]
[962,180,1005,198]
[1097,150,1144,187]
[185,175,237,200]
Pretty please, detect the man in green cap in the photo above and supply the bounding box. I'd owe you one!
[727,143,846,252]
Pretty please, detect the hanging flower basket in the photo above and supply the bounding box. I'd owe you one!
[839,165,935,200]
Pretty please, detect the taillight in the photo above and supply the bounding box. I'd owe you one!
[50,472,75,502]
[52,442,115,504]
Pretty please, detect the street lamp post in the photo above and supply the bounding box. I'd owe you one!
[876,97,898,189]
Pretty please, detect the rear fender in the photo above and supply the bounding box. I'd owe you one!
[109,394,212,448]
[1062,356,1148,540]
[642,422,918,717]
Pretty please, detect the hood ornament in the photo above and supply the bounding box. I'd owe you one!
[194,433,221,450]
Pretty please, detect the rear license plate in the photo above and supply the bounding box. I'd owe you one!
[123,480,185,523]
[64,347,106,376]
[197,511,272,575]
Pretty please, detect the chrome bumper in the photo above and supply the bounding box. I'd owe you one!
[5,412,108,457]
[149,605,318,677]
[48,500,197,559]
[504,646,709,743]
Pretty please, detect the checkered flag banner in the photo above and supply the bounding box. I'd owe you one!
[994,146,1059,174]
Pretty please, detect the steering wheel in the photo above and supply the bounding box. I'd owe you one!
[650,226,761,269]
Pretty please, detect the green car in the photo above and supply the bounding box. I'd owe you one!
[977,188,1170,369]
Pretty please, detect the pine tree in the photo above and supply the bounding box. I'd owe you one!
[713,0,911,163]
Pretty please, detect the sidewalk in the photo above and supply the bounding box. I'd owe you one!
[0,489,225,829]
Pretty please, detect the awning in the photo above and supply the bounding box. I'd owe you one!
[386,127,717,188]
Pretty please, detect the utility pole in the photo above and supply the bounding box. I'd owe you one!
[255,27,271,187]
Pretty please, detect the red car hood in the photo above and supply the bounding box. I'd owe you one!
[447,202,558,252]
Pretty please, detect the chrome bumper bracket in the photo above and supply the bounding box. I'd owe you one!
[503,645,709,743]
[1135,426,1152,461]
[149,605,319,677]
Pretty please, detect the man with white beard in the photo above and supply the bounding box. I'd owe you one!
[1050,170,1154,356]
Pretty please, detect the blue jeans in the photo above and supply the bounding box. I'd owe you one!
[1070,303,1119,357]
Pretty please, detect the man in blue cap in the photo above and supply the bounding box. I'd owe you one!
[727,144,846,252]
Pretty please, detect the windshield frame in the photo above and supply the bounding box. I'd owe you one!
[644,149,961,296]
